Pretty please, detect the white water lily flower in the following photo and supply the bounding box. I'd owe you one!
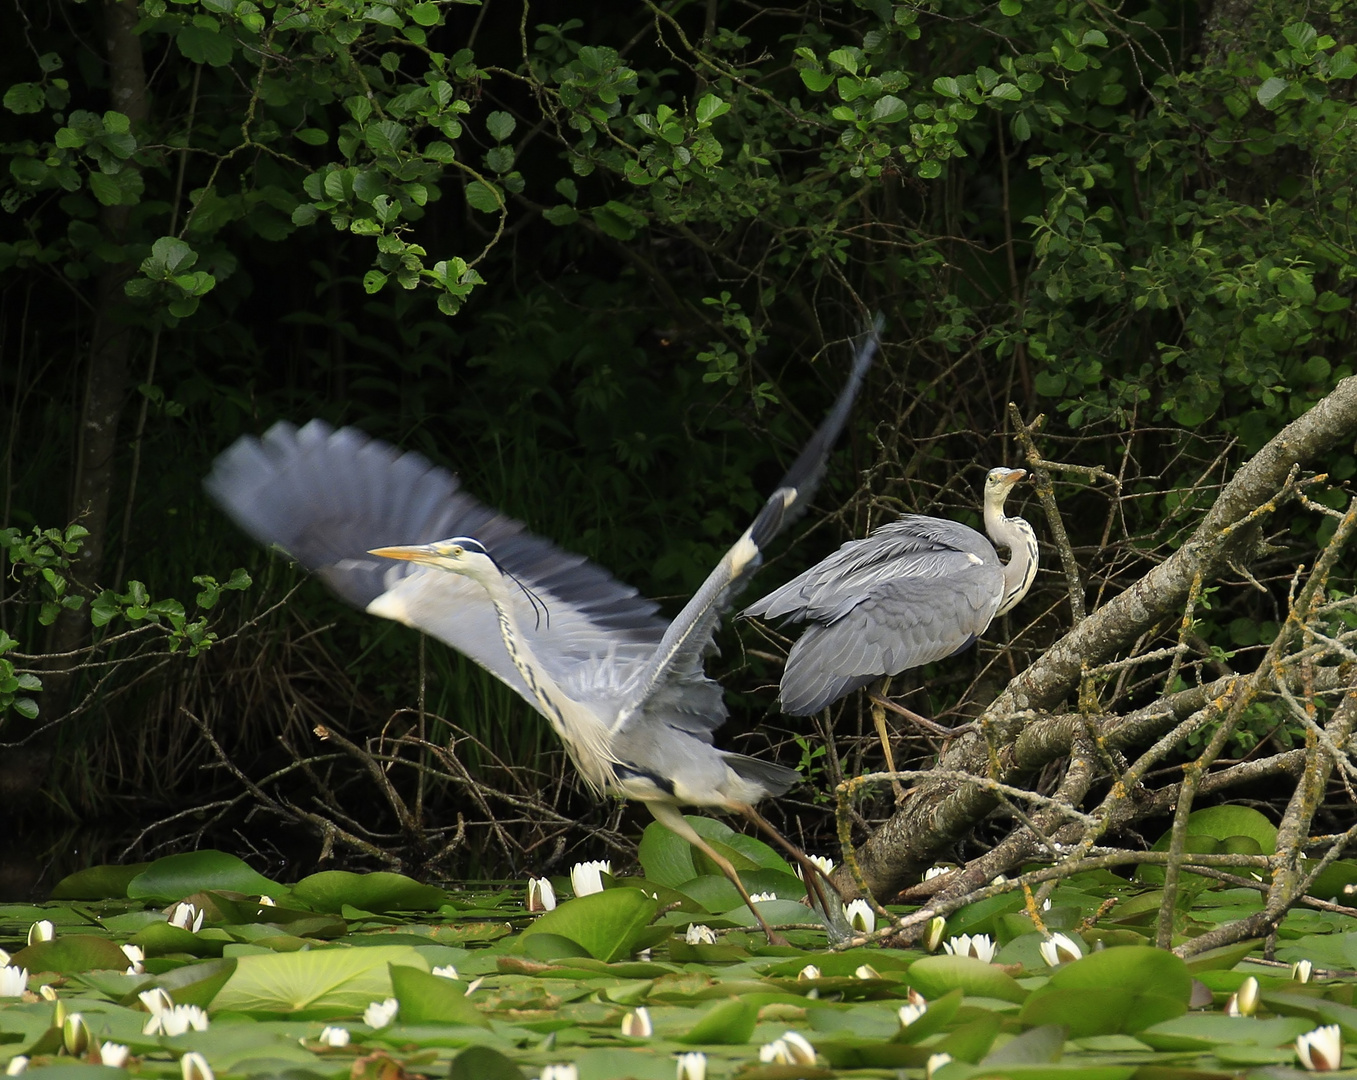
[144,1003,209,1036]
[139,987,174,1015]
[318,1026,350,1047]
[795,855,835,881]
[1297,1024,1343,1071]
[121,943,145,974]
[27,921,54,946]
[748,891,777,903]
[180,1051,213,1080]
[0,967,27,998]
[926,1051,954,1078]
[760,1031,815,1065]
[855,964,880,980]
[257,894,276,907]
[675,1050,707,1080]
[621,1007,652,1037]
[923,866,950,880]
[684,924,717,945]
[540,1066,579,1080]
[797,964,821,981]
[1041,897,1052,911]
[924,916,946,953]
[39,984,58,1003]
[0,950,9,967]
[844,898,876,933]
[990,875,1008,885]
[464,977,485,995]
[528,877,557,912]
[99,1043,130,1068]
[363,997,398,1029]
[899,1001,928,1027]
[570,860,610,896]
[432,965,459,979]
[168,902,204,933]
[5,1057,27,1076]
[1226,976,1259,1017]
[1293,959,1314,983]
[62,1013,92,1055]
[943,933,996,962]
[1038,933,1083,967]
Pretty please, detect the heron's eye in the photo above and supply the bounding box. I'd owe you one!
[451,545,463,556]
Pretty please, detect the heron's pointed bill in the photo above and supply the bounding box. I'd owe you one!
[998,468,1026,484]
[369,543,440,564]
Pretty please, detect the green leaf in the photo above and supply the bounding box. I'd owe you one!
[363,270,389,293]
[1153,805,1277,854]
[933,76,961,98]
[4,83,45,114]
[211,944,427,1017]
[999,0,1022,12]
[517,888,660,963]
[289,870,445,913]
[907,955,1028,1003]
[486,110,516,142]
[410,2,439,26]
[50,862,149,900]
[799,69,834,92]
[870,94,909,123]
[448,1046,526,1080]
[88,172,122,206]
[674,997,758,1044]
[389,963,490,1027]
[126,850,282,902]
[465,180,504,213]
[176,24,235,66]
[10,934,133,974]
[1019,946,1191,1036]
[1256,77,1289,108]
[695,93,731,124]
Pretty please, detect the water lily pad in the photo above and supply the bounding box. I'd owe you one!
[1139,1014,1312,1051]
[516,889,661,963]
[10,934,134,974]
[210,944,427,1017]
[673,995,757,1044]
[126,851,281,902]
[389,963,489,1026]
[638,816,791,887]
[290,871,446,913]
[50,863,150,900]
[1020,946,1190,1036]
[907,955,1028,1004]
[448,1045,526,1080]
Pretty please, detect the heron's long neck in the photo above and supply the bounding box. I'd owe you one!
[984,499,1039,616]
[476,569,615,792]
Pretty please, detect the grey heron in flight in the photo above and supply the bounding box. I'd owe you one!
[206,324,878,943]
[742,468,1038,780]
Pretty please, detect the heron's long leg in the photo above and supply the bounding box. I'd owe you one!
[645,802,787,946]
[869,676,906,803]
[732,802,846,931]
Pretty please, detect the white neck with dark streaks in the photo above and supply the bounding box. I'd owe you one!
[984,491,1039,617]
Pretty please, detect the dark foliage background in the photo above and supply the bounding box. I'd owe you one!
[1,0,1353,898]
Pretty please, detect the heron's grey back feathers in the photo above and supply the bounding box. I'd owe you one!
[742,515,1007,715]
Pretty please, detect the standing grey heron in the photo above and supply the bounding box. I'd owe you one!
[205,324,879,942]
[742,468,1038,779]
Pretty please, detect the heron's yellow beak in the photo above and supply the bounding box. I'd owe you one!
[1000,468,1027,484]
[368,544,433,563]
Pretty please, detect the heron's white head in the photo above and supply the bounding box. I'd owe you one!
[983,467,1026,506]
[368,536,498,579]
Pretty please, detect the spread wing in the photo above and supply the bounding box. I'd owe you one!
[612,317,881,740]
[205,420,668,710]
[743,515,1004,714]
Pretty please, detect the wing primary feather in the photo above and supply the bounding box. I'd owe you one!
[617,317,880,722]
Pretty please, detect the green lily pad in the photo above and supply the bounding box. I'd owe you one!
[673,996,758,1044]
[1139,1014,1312,1051]
[289,871,446,913]
[1019,946,1190,1037]
[210,943,427,1017]
[907,955,1028,1004]
[10,934,134,974]
[448,1045,526,1080]
[389,963,489,1027]
[638,816,792,887]
[517,889,661,963]
[50,863,150,900]
[126,851,282,902]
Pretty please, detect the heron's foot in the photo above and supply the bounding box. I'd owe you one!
[763,928,790,947]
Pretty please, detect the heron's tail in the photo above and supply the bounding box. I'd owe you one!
[724,752,801,798]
